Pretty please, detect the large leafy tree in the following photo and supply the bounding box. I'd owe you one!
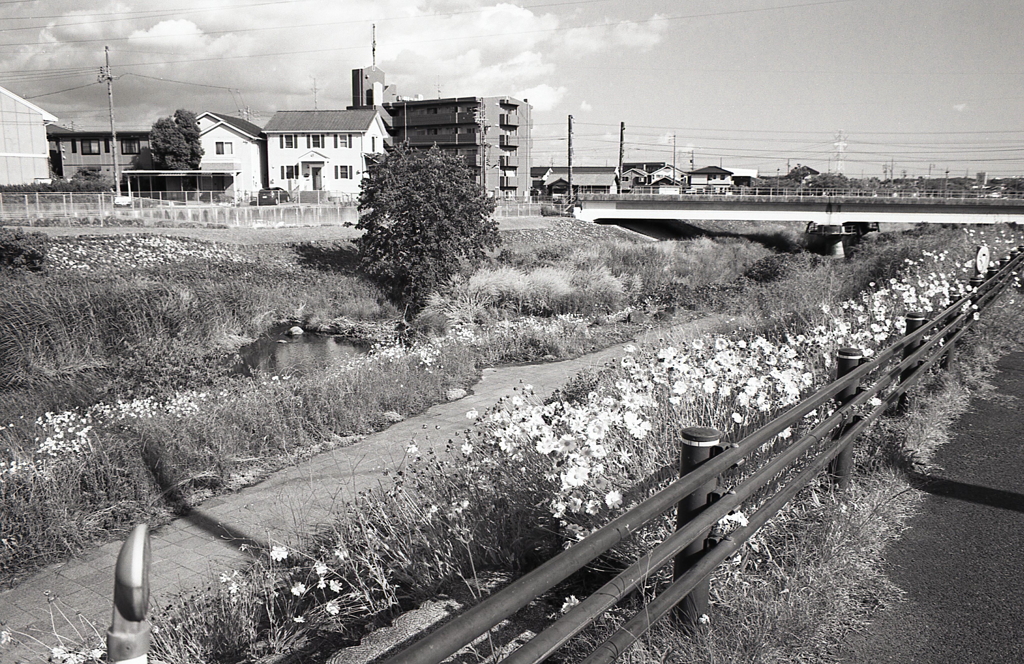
[150,109,204,169]
[356,145,499,305]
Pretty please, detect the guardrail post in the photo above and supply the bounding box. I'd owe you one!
[897,312,928,414]
[829,347,863,488]
[674,426,722,624]
[107,524,151,663]
[986,265,999,280]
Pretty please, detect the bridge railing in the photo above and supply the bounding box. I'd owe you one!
[382,246,1024,664]
[588,190,1024,203]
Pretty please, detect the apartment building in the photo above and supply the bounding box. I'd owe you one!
[384,96,532,199]
[46,125,153,180]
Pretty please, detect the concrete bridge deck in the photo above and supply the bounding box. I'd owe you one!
[575,193,1024,227]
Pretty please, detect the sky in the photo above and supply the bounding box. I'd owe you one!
[2,0,1023,178]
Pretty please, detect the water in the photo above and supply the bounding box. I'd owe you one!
[233,325,369,376]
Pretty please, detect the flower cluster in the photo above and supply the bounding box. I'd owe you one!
[45,234,252,272]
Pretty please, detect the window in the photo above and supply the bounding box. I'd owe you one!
[215,142,233,155]
[81,140,101,155]
[281,134,295,149]
[371,136,376,152]
[335,165,352,179]
[71,140,77,154]
[121,139,140,155]
[335,134,350,149]
[104,139,110,153]
[311,134,323,148]
[281,165,298,179]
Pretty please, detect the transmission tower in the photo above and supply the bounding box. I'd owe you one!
[832,131,848,174]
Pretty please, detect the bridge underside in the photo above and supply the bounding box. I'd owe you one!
[575,197,1024,228]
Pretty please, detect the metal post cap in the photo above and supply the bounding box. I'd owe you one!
[906,312,926,321]
[681,426,722,447]
[837,347,863,359]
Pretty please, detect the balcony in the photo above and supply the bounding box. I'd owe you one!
[406,133,481,147]
[500,176,517,189]
[499,113,520,128]
[499,155,519,168]
[398,111,478,128]
[499,134,520,148]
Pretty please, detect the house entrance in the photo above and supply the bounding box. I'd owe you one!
[311,166,322,190]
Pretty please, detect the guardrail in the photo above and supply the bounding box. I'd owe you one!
[587,189,1024,203]
[383,245,1024,664]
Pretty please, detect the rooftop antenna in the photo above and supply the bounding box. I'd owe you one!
[372,24,376,68]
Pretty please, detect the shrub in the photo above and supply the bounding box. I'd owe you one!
[0,227,49,270]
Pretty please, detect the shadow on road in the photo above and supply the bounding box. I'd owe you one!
[907,470,1024,514]
[181,509,269,556]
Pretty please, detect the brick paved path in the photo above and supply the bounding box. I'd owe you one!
[0,344,634,662]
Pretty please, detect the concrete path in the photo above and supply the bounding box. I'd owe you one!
[0,344,632,662]
[839,351,1024,663]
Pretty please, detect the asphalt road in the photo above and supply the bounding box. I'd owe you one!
[839,351,1024,663]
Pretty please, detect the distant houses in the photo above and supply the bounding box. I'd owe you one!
[1,85,57,185]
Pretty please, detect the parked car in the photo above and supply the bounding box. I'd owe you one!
[255,187,290,206]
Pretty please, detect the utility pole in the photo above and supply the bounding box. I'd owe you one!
[99,45,121,196]
[672,133,677,182]
[567,114,574,204]
[475,102,490,195]
[312,77,318,110]
[617,121,625,193]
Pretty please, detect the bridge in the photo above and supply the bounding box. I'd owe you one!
[574,192,1024,253]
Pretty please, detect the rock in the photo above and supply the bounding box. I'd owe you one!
[446,388,467,401]
[382,411,404,423]
[286,326,304,336]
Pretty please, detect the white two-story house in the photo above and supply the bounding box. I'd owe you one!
[262,109,389,200]
[196,112,266,200]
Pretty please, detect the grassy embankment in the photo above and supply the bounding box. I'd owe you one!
[115,224,1024,664]
[0,218,777,588]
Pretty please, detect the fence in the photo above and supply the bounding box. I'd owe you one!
[379,246,1023,664]
[102,248,1021,663]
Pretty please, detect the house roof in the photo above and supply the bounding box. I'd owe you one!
[201,112,263,138]
[263,109,380,133]
[689,166,734,175]
[47,125,149,138]
[623,161,669,173]
[0,85,57,123]
[545,172,617,187]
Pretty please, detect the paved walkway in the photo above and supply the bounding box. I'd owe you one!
[839,351,1024,663]
[0,343,637,662]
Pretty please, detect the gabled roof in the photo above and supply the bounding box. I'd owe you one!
[0,85,57,123]
[689,166,733,175]
[200,112,263,139]
[623,161,669,173]
[545,172,617,187]
[263,109,380,133]
[543,166,617,175]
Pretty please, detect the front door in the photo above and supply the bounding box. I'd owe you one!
[311,166,322,190]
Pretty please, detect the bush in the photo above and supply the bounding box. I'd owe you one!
[0,227,49,270]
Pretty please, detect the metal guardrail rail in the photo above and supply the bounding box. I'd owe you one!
[383,246,1024,664]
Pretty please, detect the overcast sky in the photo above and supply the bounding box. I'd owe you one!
[2,0,1022,178]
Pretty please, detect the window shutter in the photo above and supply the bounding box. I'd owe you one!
[306,135,310,149]
[334,135,338,149]
[280,135,284,149]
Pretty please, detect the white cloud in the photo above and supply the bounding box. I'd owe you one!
[517,84,566,111]
[580,100,593,112]
[556,17,667,56]
[953,103,968,112]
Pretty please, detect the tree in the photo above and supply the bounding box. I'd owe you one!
[150,109,204,170]
[356,145,499,305]
[802,173,851,192]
